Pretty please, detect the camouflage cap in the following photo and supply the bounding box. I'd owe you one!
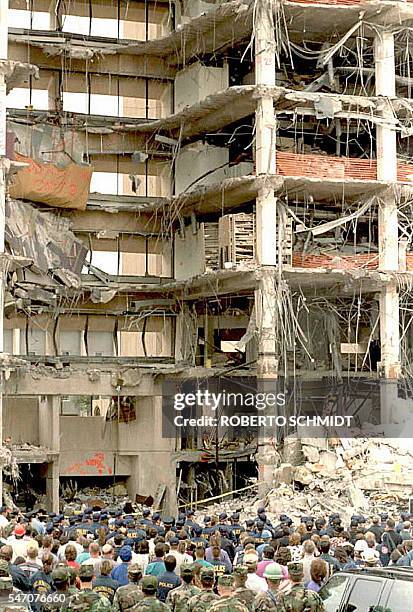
[200,567,215,580]
[52,567,70,582]
[78,564,94,579]
[141,575,158,591]
[233,565,248,577]
[0,576,12,591]
[180,563,195,576]
[128,563,143,575]
[217,575,233,586]
[288,561,304,578]
[0,559,9,574]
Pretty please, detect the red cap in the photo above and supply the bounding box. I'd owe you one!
[14,524,26,536]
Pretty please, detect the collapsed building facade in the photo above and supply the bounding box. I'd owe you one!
[0,0,412,514]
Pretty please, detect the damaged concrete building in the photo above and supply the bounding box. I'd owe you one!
[0,0,413,514]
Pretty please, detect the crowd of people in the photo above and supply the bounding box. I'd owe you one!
[0,503,408,611]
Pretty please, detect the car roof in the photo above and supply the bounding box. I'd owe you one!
[340,567,413,580]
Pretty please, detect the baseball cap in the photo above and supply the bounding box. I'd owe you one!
[288,561,304,579]
[180,563,194,576]
[14,525,25,537]
[79,564,94,579]
[200,567,215,580]
[218,575,233,586]
[128,563,143,575]
[142,575,158,591]
[119,546,132,562]
[52,567,69,582]
[233,565,248,576]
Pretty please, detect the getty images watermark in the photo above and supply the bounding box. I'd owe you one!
[172,389,353,428]
[162,376,360,440]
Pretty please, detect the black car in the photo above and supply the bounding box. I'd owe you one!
[319,567,413,612]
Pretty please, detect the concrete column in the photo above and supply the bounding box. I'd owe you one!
[0,1,9,506]
[254,0,278,494]
[374,31,400,422]
[46,460,59,514]
[39,396,60,511]
[39,395,60,452]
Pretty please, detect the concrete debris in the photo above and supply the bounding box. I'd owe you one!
[5,199,87,289]
[194,435,413,527]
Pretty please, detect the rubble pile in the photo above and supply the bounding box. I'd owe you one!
[196,435,413,523]
[266,435,413,523]
[61,480,130,514]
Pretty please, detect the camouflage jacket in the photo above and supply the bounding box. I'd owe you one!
[253,589,281,611]
[166,583,200,611]
[208,595,250,612]
[112,584,144,612]
[233,586,256,611]
[0,584,30,611]
[132,597,171,611]
[64,588,113,611]
[187,589,219,612]
[277,584,325,612]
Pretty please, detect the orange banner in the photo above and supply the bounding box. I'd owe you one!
[9,154,93,211]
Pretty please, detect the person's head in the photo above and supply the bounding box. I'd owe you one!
[141,575,158,597]
[211,546,221,560]
[244,554,258,574]
[217,574,233,597]
[0,545,12,563]
[42,535,53,550]
[372,516,380,525]
[310,559,327,586]
[42,553,54,575]
[195,545,205,559]
[200,566,215,589]
[334,546,348,564]
[319,539,330,555]
[79,563,94,584]
[263,562,283,590]
[101,543,113,558]
[233,565,248,586]
[387,519,396,531]
[180,564,194,584]
[119,546,132,563]
[14,524,26,539]
[0,559,10,578]
[99,560,113,577]
[276,546,291,566]
[154,543,165,559]
[128,563,143,584]
[64,544,77,562]
[303,540,316,556]
[89,542,100,558]
[287,561,304,584]
[164,555,177,573]
[361,549,378,566]
[404,521,411,530]
[26,544,39,560]
[51,567,70,592]
[138,540,149,554]
[263,545,275,560]
[289,532,301,546]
